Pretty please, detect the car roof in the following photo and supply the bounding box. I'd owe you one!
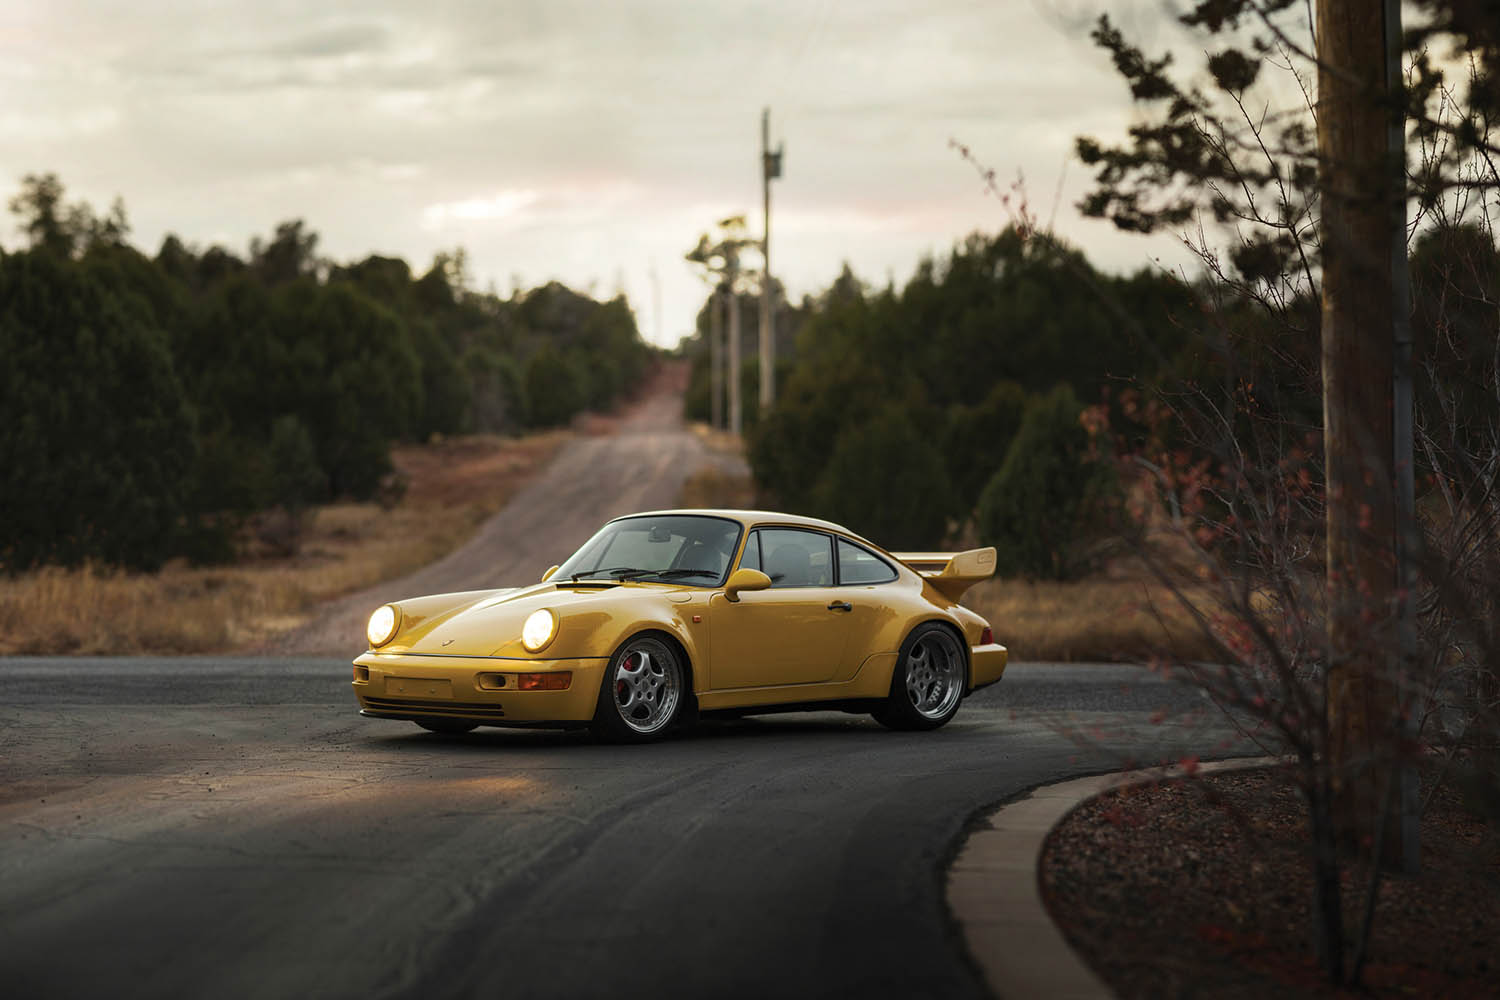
[611,509,869,542]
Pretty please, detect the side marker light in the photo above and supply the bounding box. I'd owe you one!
[517,672,572,691]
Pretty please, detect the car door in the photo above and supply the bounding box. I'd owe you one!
[825,537,904,682]
[708,528,853,689]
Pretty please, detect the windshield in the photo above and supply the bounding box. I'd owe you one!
[554,515,744,587]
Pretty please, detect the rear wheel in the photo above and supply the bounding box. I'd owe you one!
[415,719,479,735]
[591,635,686,742]
[873,623,967,731]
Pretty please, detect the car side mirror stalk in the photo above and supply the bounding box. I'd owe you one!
[724,568,771,602]
[542,565,560,582]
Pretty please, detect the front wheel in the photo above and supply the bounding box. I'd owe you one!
[591,635,687,742]
[873,623,967,731]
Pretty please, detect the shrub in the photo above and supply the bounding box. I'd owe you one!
[524,346,584,428]
[977,384,1114,579]
[809,406,954,549]
[268,415,327,512]
[945,380,1028,520]
[464,347,527,433]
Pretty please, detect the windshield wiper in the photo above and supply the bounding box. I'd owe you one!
[569,566,652,582]
[650,569,721,581]
[568,567,722,583]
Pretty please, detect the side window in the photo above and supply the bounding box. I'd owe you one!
[837,539,897,585]
[759,529,833,588]
[739,531,762,573]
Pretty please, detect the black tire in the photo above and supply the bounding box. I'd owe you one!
[872,622,967,731]
[591,634,688,743]
[415,719,479,735]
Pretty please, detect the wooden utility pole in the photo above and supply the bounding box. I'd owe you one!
[710,281,724,431]
[760,108,783,411]
[1318,0,1406,865]
[685,217,753,437]
[725,241,742,436]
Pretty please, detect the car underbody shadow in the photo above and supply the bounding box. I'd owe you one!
[358,708,929,751]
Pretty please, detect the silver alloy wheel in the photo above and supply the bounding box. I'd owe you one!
[905,629,964,720]
[612,642,682,735]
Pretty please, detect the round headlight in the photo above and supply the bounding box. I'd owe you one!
[367,605,399,647]
[521,608,557,652]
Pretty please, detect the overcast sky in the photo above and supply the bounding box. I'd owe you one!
[1,0,1199,346]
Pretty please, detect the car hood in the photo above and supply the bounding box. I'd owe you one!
[388,581,678,659]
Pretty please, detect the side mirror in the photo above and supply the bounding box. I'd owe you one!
[542,565,560,582]
[724,568,771,602]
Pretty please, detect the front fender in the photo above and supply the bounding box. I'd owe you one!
[507,596,712,693]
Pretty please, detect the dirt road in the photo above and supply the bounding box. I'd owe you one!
[266,364,744,656]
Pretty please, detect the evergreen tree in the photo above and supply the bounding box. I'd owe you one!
[524,346,584,428]
[977,385,1112,580]
[810,407,954,550]
[0,251,195,570]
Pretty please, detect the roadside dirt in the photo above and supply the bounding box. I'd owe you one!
[1040,767,1500,998]
[260,362,747,656]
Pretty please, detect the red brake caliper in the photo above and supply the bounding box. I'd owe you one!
[618,652,636,700]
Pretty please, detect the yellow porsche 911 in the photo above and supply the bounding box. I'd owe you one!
[352,509,1007,741]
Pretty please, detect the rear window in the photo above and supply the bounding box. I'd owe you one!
[837,538,897,585]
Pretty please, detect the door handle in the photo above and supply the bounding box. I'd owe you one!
[827,600,852,612]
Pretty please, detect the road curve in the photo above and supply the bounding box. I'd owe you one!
[1,374,1242,997]
[265,364,741,657]
[0,659,1234,1000]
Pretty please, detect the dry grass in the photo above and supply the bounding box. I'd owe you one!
[677,423,756,509]
[0,430,571,655]
[963,575,1221,663]
[2,400,1221,662]
[678,466,758,509]
[687,421,747,459]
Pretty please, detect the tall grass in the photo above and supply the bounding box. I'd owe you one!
[962,577,1219,663]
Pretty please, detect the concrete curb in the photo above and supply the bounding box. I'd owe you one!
[947,757,1277,999]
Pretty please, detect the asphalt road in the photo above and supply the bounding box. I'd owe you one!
[0,658,1240,1000]
[2,374,1246,997]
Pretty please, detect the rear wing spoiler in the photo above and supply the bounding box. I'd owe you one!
[891,547,997,602]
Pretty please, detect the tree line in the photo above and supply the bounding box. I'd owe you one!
[0,173,653,571]
[680,220,1498,582]
[681,228,1195,568]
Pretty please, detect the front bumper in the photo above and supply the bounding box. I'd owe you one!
[970,642,1008,691]
[352,651,608,726]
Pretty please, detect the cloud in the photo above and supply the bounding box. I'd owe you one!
[421,189,540,230]
[0,106,120,143]
[418,180,648,234]
[1,0,1200,345]
[777,204,946,236]
[254,22,392,60]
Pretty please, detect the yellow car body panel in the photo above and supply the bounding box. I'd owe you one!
[351,509,1008,729]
